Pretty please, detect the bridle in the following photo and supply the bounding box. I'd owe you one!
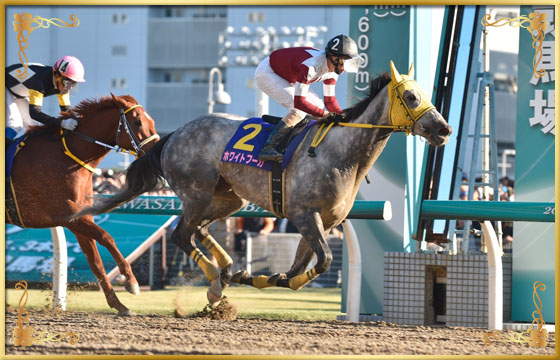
[116,104,160,156]
[61,103,160,174]
[309,61,436,154]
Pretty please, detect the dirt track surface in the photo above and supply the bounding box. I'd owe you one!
[5,309,555,356]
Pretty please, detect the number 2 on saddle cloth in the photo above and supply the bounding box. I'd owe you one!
[221,116,315,171]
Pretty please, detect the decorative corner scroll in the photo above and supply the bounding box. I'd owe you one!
[482,11,547,79]
[12,13,79,80]
[13,281,79,347]
[482,281,548,348]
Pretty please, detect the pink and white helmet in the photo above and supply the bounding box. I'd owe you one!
[54,55,85,83]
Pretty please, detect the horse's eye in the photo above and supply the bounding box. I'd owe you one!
[403,89,421,108]
[135,119,142,127]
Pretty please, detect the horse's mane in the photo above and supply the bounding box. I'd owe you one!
[59,94,138,120]
[343,72,391,122]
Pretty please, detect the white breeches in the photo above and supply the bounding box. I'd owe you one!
[6,91,41,134]
[254,56,324,119]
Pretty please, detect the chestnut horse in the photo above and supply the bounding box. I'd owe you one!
[6,94,159,315]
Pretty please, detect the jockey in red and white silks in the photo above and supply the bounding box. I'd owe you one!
[255,47,342,119]
[255,34,364,162]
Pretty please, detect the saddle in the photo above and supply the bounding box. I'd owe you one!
[261,114,312,154]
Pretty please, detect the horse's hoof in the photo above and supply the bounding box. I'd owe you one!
[207,290,221,307]
[207,278,223,306]
[125,282,140,295]
[117,309,134,316]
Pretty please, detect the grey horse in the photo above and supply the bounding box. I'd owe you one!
[76,62,452,305]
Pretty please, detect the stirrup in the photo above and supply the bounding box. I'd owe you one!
[258,148,283,162]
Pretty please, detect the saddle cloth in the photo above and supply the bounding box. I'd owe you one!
[6,136,26,178]
[221,117,316,171]
[5,136,27,227]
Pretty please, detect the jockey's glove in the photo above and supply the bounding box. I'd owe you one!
[61,118,78,130]
[322,112,345,125]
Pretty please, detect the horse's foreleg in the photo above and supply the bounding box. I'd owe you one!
[71,217,139,295]
[229,238,314,289]
[73,233,133,316]
[285,237,315,278]
[283,212,332,290]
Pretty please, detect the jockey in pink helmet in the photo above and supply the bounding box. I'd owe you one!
[5,55,85,144]
[54,55,86,84]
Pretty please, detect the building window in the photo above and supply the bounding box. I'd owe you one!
[111,45,128,56]
[112,13,129,24]
[111,78,128,89]
[164,7,183,17]
[494,74,518,94]
[248,12,265,23]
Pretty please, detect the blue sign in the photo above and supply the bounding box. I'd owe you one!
[6,213,173,283]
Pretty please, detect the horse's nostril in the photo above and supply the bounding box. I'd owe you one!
[439,127,450,136]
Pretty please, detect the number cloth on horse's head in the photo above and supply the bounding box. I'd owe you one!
[388,61,436,133]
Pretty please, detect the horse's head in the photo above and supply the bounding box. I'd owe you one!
[389,61,452,146]
[110,93,160,156]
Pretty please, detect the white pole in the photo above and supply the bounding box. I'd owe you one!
[342,220,361,322]
[50,226,67,311]
[481,220,503,330]
[149,244,154,289]
[481,26,491,201]
[246,232,253,274]
[208,68,218,113]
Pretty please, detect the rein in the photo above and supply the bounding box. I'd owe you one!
[61,104,159,173]
[310,71,435,151]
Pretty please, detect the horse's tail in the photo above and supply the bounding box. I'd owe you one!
[74,133,173,218]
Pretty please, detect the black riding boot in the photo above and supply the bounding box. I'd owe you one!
[258,121,292,162]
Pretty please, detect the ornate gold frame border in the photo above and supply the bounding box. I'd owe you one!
[482,10,549,79]
[12,281,79,347]
[482,281,548,348]
[12,12,79,79]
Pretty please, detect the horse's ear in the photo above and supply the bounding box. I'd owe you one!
[390,61,403,84]
[408,63,415,79]
[110,92,127,109]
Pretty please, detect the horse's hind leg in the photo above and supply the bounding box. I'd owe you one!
[72,232,132,316]
[195,196,246,285]
[69,217,139,295]
[196,226,233,286]
[171,214,223,305]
